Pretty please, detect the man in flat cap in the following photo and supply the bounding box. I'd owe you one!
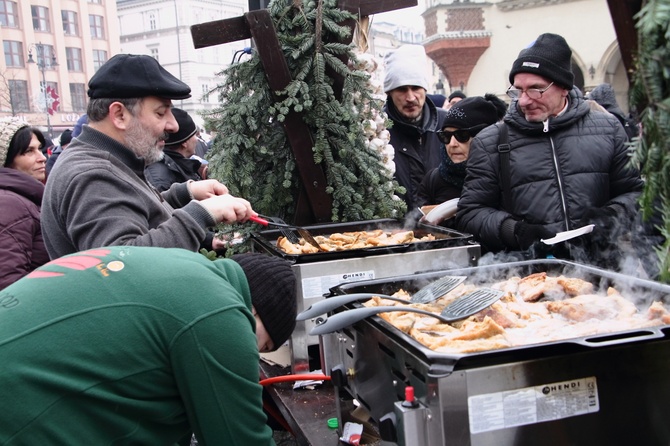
[42,54,255,258]
[455,33,643,271]
[383,44,447,212]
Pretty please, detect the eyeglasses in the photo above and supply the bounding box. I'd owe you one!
[436,124,488,144]
[506,82,554,100]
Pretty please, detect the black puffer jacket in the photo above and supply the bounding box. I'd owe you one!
[145,151,202,192]
[455,87,643,252]
[385,97,446,211]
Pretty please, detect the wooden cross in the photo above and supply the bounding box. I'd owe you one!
[191,0,417,224]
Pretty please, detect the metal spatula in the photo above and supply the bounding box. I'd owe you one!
[439,288,504,322]
[297,275,467,321]
[309,287,504,336]
[249,215,326,251]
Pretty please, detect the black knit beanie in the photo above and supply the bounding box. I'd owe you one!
[509,33,574,89]
[231,253,297,350]
[441,96,499,133]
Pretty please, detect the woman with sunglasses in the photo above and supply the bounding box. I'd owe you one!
[416,96,500,224]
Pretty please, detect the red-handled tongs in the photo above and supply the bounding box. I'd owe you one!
[248,215,326,252]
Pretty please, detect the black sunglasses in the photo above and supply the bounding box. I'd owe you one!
[437,129,471,144]
[436,123,489,144]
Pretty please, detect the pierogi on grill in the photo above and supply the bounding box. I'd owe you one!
[276,229,437,254]
[361,272,670,353]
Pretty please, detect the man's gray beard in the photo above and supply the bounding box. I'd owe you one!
[144,150,165,165]
[125,118,165,164]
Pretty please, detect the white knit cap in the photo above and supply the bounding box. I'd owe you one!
[383,44,430,93]
[0,117,29,167]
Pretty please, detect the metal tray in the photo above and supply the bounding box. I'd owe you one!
[326,259,670,371]
[250,218,473,264]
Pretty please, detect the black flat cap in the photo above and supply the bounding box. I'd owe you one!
[88,54,191,100]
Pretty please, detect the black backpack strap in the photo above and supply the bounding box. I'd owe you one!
[497,122,512,210]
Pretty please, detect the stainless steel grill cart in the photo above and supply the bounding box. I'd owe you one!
[323,259,670,445]
[251,218,479,372]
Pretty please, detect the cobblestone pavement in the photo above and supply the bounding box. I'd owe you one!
[273,430,299,445]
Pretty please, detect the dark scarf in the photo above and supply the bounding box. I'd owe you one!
[438,154,467,190]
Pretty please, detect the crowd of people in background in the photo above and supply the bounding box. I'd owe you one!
[0,29,662,445]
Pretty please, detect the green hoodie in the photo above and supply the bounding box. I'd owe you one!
[0,246,274,445]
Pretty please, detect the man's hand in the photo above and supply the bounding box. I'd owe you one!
[578,205,621,231]
[514,221,555,251]
[188,179,228,200]
[199,194,255,224]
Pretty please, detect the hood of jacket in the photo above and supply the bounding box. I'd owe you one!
[0,167,44,206]
[588,83,627,118]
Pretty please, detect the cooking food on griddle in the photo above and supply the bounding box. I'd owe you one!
[360,272,670,354]
[276,229,437,254]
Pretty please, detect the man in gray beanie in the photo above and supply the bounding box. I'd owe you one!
[383,44,447,212]
[42,54,257,259]
[455,33,643,272]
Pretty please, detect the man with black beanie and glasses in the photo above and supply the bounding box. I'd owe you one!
[455,33,643,270]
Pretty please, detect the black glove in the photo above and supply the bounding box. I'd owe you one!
[578,205,621,231]
[514,221,555,251]
[576,205,626,269]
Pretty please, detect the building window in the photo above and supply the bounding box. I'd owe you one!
[89,15,105,39]
[149,48,159,62]
[32,5,51,32]
[201,84,210,103]
[87,0,102,3]
[92,49,107,71]
[0,0,18,28]
[65,47,83,72]
[149,12,156,30]
[62,10,79,36]
[70,83,87,111]
[9,80,30,112]
[33,44,57,70]
[3,40,24,67]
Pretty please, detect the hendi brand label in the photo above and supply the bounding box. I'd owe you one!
[302,271,375,298]
[468,377,599,434]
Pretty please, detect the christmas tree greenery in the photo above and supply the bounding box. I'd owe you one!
[629,0,670,282]
[201,0,405,254]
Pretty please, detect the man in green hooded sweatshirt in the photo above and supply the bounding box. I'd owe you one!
[0,246,297,445]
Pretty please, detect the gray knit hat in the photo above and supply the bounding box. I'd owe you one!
[383,44,430,93]
[509,33,574,89]
[231,253,297,350]
[0,117,30,167]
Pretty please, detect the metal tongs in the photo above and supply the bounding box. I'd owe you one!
[297,275,467,321]
[249,215,326,251]
[309,287,505,336]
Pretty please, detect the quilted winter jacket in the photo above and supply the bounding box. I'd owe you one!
[455,87,644,252]
[0,168,49,289]
[145,151,202,192]
[384,97,447,211]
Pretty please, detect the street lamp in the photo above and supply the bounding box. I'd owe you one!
[27,43,58,138]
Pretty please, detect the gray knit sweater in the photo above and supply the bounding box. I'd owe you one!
[41,125,216,259]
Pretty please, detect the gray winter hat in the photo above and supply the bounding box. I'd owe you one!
[383,44,430,93]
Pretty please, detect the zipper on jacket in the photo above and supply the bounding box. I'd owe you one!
[549,136,570,229]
